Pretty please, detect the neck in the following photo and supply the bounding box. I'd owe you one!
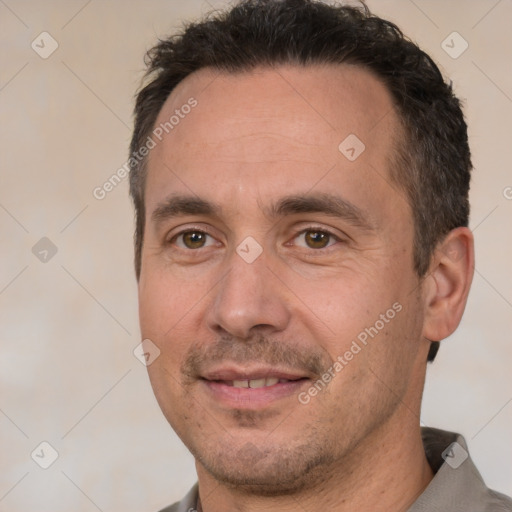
[196,417,434,512]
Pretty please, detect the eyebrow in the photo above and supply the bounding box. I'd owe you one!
[151,195,220,225]
[151,192,375,232]
[266,192,375,231]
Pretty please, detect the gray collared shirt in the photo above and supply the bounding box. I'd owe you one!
[158,427,512,512]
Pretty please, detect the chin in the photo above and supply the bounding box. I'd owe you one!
[193,436,339,496]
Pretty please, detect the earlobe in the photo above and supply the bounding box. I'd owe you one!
[422,227,475,342]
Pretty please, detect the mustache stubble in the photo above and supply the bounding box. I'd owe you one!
[181,333,333,383]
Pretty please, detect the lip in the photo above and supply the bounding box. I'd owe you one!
[202,365,307,382]
[199,365,311,409]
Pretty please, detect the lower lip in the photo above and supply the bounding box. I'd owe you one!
[202,379,309,408]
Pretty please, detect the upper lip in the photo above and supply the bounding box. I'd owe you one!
[201,365,310,382]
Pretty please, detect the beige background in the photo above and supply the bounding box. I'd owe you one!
[1,0,511,510]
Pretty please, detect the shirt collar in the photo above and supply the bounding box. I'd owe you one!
[408,427,492,511]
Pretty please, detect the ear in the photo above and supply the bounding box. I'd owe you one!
[422,227,474,342]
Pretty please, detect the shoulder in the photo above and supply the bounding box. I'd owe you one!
[484,489,512,511]
[155,483,199,512]
[413,427,512,512]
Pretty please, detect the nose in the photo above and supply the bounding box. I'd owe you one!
[205,247,291,339]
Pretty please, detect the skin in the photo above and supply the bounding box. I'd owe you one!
[138,64,474,512]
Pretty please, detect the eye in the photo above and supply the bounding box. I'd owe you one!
[293,229,338,249]
[172,230,216,250]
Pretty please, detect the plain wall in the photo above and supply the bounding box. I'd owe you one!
[1,1,511,510]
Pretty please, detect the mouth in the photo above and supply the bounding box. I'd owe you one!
[224,377,298,388]
[199,367,311,408]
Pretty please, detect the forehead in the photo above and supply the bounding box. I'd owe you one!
[145,64,403,220]
[154,63,396,150]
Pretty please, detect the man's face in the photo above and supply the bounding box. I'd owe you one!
[138,64,430,492]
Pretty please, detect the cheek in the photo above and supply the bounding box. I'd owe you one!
[289,267,419,371]
[138,263,208,337]
[287,269,390,338]
[362,296,424,387]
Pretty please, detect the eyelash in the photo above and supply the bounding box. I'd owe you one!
[168,226,343,250]
[168,227,218,250]
[292,227,343,250]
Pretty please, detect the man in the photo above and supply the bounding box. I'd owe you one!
[128,1,512,510]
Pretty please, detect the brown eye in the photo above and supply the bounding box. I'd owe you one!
[303,230,331,249]
[176,231,210,249]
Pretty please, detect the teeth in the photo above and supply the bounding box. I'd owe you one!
[231,377,282,388]
[232,380,249,388]
[249,378,266,389]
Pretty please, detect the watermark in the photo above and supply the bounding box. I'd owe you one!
[92,97,198,200]
[236,236,263,263]
[31,441,59,469]
[32,237,58,263]
[151,97,198,141]
[133,339,161,366]
[338,133,365,161]
[298,301,402,404]
[442,441,468,469]
[503,186,512,200]
[31,31,59,59]
[441,31,468,60]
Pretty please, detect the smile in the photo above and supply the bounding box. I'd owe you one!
[226,377,293,388]
[198,366,310,408]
